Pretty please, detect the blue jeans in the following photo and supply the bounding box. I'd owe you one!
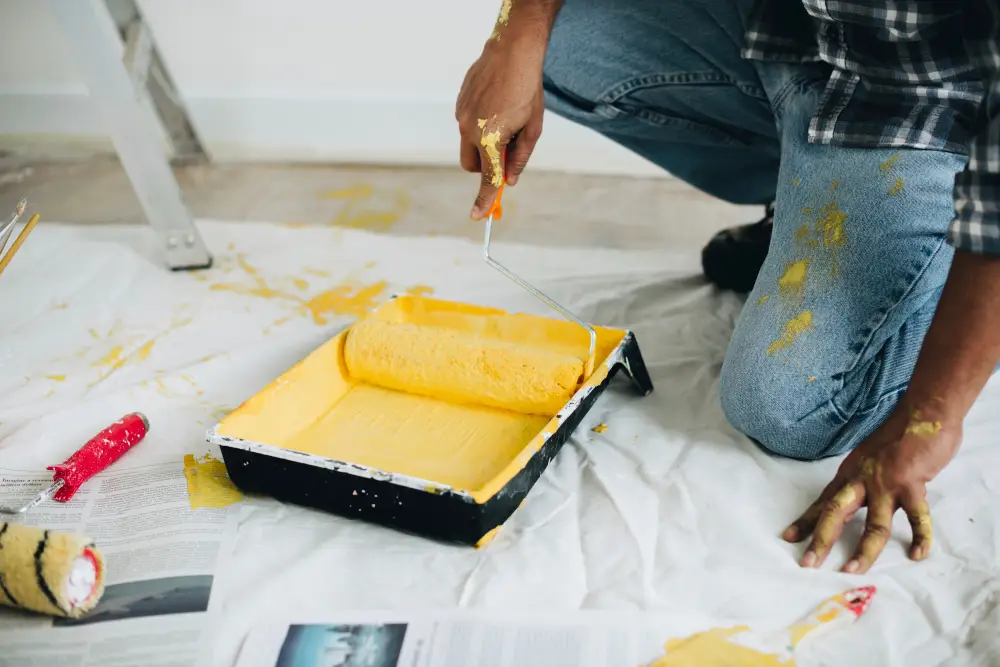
[543,0,966,460]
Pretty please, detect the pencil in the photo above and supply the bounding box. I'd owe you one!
[0,212,40,277]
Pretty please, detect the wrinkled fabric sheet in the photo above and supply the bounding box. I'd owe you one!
[1,220,998,666]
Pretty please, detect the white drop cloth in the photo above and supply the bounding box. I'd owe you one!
[1,220,998,666]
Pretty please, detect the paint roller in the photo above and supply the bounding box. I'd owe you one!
[343,169,597,418]
[0,413,149,618]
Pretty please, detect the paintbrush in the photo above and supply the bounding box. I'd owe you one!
[0,198,39,278]
[646,586,876,665]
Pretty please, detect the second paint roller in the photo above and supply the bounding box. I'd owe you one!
[0,413,149,619]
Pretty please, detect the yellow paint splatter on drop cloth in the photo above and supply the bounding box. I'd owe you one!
[406,285,435,298]
[591,423,608,434]
[905,410,942,437]
[183,454,244,509]
[880,153,902,173]
[778,259,810,297]
[479,121,504,188]
[208,253,387,325]
[644,626,790,667]
[318,183,410,232]
[888,177,904,196]
[46,374,66,382]
[767,311,813,355]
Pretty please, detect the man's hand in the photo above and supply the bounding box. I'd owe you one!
[783,249,1000,574]
[783,401,961,574]
[455,1,562,219]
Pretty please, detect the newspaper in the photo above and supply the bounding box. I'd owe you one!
[233,610,712,667]
[0,461,239,667]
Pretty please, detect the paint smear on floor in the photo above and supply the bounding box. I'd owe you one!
[318,183,410,231]
[767,311,812,355]
[406,285,435,297]
[183,454,244,509]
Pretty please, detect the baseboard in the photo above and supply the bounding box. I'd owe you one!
[0,90,667,178]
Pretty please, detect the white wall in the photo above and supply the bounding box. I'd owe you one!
[0,0,662,176]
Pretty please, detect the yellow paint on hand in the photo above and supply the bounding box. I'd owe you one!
[778,259,810,297]
[880,153,902,172]
[182,454,244,509]
[757,294,770,306]
[479,122,504,188]
[767,311,813,355]
[905,410,942,437]
[888,177,904,196]
[591,423,608,434]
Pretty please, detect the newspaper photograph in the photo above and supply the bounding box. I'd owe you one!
[0,460,240,667]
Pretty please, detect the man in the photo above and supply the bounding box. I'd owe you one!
[455,0,1000,574]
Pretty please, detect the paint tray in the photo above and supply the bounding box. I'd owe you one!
[206,295,652,546]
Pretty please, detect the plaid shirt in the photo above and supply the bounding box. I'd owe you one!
[742,0,1000,255]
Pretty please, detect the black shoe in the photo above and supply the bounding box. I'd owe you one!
[700,202,774,293]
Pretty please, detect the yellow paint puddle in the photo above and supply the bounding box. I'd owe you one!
[767,312,813,355]
[183,454,244,509]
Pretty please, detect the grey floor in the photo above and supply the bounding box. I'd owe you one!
[0,157,760,256]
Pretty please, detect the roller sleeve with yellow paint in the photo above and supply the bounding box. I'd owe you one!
[0,522,105,618]
[343,318,585,417]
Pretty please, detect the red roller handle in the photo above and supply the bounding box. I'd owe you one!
[46,412,150,502]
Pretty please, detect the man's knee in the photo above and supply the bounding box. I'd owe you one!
[718,351,839,461]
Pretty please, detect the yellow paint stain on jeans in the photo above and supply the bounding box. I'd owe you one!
[816,202,847,250]
[767,311,813,355]
[778,259,810,297]
[888,177,904,196]
[880,153,902,172]
[644,626,790,666]
[757,294,770,306]
[183,454,244,509]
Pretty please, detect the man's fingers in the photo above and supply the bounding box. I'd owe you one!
[505,119,542,186]
[902,490,933,561]
[471,131,507,220]
[460,141,481,174]
[783,498,825,543]
[843,495,894,574]
[801,482,864,568]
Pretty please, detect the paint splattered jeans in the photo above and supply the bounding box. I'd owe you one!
[542,0,967,460]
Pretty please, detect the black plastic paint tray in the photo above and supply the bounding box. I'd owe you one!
[206,295,652,547]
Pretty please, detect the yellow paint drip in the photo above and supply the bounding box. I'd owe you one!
[905,410,942,437]
[778,259,810,297]
[479,122,504,188]
[766,312,812,355]
[183,454,244,509]
[888,177,904,196]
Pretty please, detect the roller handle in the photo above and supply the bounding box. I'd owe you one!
[486,149,507,221]
[46,412,150,502]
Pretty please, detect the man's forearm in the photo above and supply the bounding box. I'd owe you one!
[904,249,1000,424]
[489,0,564,48]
